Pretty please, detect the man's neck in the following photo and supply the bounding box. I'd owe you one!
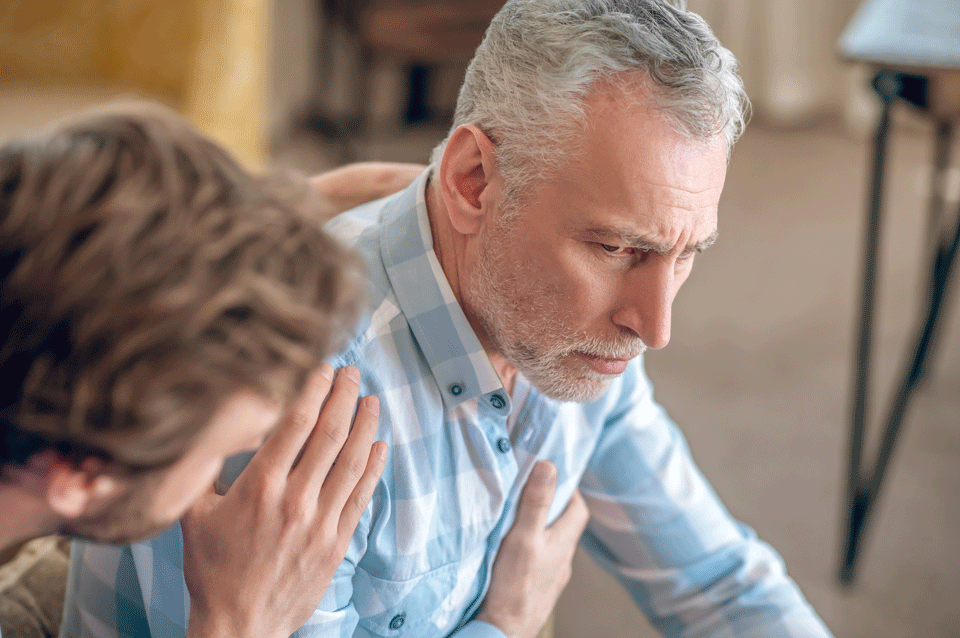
[424,178,518,395]
[0,483,58,551]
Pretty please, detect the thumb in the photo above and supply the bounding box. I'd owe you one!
[513,461,557,531]
[548,488,590,543]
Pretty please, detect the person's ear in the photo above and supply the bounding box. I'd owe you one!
[38,453,126,519]
[438,124,500,236]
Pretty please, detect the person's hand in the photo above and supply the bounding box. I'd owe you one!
[477,461,589,638]
[311,162,426,220]
[181,364,387,638]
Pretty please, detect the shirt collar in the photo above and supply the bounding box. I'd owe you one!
[379,168,509,413]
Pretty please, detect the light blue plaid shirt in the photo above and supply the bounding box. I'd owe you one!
[61,170,832,638]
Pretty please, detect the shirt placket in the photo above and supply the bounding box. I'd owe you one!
[455,389,520,628]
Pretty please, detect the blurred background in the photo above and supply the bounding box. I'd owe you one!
[1,1,958,637]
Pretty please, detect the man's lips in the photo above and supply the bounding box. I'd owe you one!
[576,352,632,375]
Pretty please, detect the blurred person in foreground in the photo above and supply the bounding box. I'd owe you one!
[1,103,578,638]
[64,1,833,636]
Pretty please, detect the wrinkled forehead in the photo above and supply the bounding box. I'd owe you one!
[493,82,727,238]
[581,87,724,191]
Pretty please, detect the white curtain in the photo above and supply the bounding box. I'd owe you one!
[688,0,875,131]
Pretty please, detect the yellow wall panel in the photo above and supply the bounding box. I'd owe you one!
[184,0,269,167]
[0,0,106,82]
[0,0,267,165]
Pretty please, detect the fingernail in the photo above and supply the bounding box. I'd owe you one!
[377,441,388,461]
[343,366,361,383]
[318,362,334,381]
[364,395,380,416]
[531,461,554,485]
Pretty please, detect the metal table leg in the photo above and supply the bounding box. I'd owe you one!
[839,71,959,586]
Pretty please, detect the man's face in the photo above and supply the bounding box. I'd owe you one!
[59,392,280,543]
[464,87,728,402]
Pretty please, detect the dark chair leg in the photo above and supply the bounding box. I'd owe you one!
[304,1,358,152]
[405,65,433,124]
[347,46,375,162]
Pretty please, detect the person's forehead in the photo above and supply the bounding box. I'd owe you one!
[580,87,725,184]
[543,94,725,243]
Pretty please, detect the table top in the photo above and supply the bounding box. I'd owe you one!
[839,0,960,69]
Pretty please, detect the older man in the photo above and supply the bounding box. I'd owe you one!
[65,2,833,637]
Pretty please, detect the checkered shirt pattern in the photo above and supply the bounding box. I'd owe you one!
[60,170,832,638]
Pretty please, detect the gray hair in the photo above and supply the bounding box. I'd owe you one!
[431,0,749,207]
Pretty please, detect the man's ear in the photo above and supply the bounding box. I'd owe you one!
[438,124,500,236]
[35,452,126,519]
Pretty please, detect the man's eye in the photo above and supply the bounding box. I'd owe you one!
[600,243,631,256]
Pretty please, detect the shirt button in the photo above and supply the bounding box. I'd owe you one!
[389,613,405,630]
[449,383,463,396]
[497,437,511,453]
[490,394,506,409]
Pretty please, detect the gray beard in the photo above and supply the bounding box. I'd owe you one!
[465,219,645,403]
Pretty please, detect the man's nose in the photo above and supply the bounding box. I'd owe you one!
[611,262,674,350]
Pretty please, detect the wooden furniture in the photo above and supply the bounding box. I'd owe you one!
[837,0,960,587]
[309,0,505,160]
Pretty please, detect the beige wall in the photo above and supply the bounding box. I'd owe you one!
[688,0,871,129]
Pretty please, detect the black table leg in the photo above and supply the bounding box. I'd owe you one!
[840,74,958,586]
[840,74,895,587]
[918,121,955,385]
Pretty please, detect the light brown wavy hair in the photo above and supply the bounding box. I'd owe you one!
[0,102,366,472]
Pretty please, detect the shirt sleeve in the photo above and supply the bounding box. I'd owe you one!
[577,362,833,638]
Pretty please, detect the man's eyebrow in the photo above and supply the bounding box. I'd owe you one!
[578,227,719,254]
[688,230,719,253]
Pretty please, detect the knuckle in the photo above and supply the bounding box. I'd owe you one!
[287,407,315,433]
[349,488,372,517]
[315,543,339,570]
[316,531,349,568]
[308,516,334,544]
[517,535,540,557]
[344,455,368,482]
[258,466,286,490]
[246,472,277,505]
[251,489,275,516]
[521,495,550,515]
[319,416,349,447]
[282,493,314,523]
